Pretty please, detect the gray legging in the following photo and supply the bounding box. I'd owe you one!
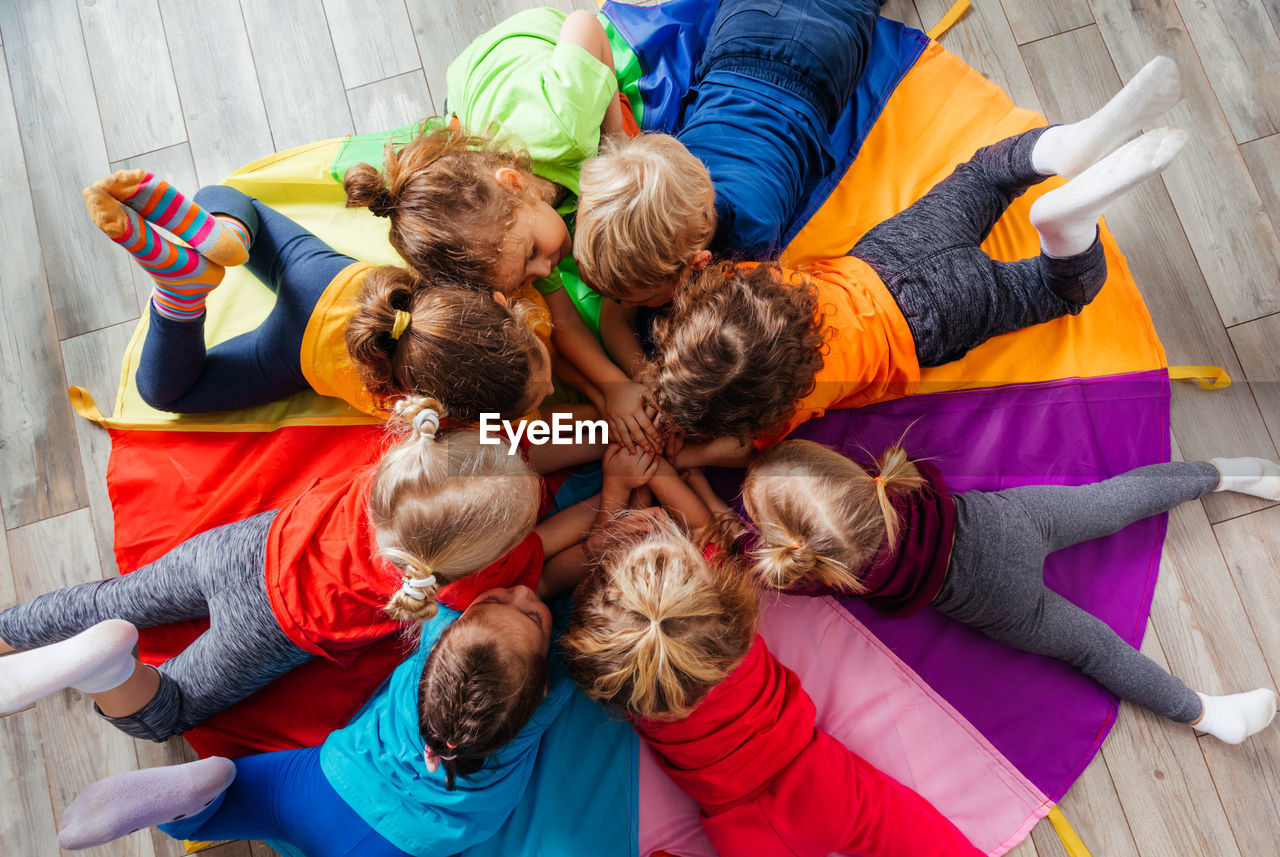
[0,511,312,741]
[933,460,1220,723]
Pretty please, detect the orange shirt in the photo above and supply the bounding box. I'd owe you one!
[755,257,919,448]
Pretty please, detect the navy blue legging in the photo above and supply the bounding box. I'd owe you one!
[135,186,356,413]
[159,747,412,857]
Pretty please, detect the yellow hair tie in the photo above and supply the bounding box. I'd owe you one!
[390,309,411,340]
[873,475,885,485]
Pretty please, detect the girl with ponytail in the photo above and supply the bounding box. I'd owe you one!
[0,396,569,742]
[562,511,982,857]
[741,438,1280,746]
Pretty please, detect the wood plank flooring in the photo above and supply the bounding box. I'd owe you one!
[1,1,1278,854]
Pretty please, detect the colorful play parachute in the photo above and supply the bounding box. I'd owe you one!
[71,3,1200,854]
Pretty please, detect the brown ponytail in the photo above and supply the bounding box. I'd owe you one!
[416,619,549,790]
[345,270,547,422]
[343,124,542,288]
[741,439,924,594]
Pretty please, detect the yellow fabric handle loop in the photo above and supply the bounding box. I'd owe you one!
[183,841,215,853]
[68,386,108,425]
[927,0,971,40]
[1168,365,1232,390]
[1048,806,1093,857]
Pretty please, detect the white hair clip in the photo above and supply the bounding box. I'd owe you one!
[412,408,440,437]
[398,574,438,601]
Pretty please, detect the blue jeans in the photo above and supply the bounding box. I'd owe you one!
[681,0,884,257]
[160,746,412,857]
[135,186,356,413]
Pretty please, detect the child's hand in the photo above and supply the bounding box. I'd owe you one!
[603,381,662,454]
[603,444,660,490]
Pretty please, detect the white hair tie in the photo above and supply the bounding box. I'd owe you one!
[399,574,438,601]
[412,408,440,438]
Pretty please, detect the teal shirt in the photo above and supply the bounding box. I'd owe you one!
[445,7,618,197]
[320,607,574,856]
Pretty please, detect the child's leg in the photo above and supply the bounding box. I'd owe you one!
[937,489,1277,742]
[1030,127,1187,258]
[97,169,250,266]
[128,186,356,412]
[1031,56,1181,179]
[0,512,311,739]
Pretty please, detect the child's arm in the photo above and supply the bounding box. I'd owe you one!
[557,10,625,137]
[674,437,757,470]
[645,457,716,529]
[546,287,662,453]
[680,467,732,517]
[598,301,647,378]
[535,494,602,599]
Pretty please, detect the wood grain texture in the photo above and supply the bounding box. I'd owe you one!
[1000,0,1093,46]
[9,509,158,857]
[0,710,61,855]
[241,0,354,151]
[62,322,140,577]
[78,0,187,162]
[321,0,423,89]
[348,70,436,134]
[1143,484,1280,857]
[403,0,496,108]
[112,142,201,312]
[0,46,91,529]
[1228,313,1280,473]
[0,2,140,339]
[1241,133,1280,232]
[1090,0,1280,327]
[1022,26,1278,524]
[1029,748,1140,857]
[881,0,924,33]
[912,0,1043,113]
[158,0,275,185]
[1171,0,1280,144]
[0,505,12,609]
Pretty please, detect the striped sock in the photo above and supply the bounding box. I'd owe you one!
[86,187,226,321]
[123,172,250,267]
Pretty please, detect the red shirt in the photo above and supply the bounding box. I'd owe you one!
[264,467,544,664]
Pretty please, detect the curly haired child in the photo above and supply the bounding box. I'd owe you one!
[345,123,662,454]
[54,584,574,857]
[0,398,571,741]
[736,439,1280,744]
[562,512,982,857]
[587,59,1185,442]
[83,172,571,435]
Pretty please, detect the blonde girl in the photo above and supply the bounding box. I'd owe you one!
[562,512,982,857]
[741,439,1280,745]
[0,398,547,741]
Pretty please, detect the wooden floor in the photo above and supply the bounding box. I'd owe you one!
[1,0,1279,854]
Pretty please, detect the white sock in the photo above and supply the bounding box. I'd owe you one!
[1031,128,1186,258]
[1031,56,1182,178]
[1193,690,1278,744]
[0,619,139,713]
[1209,457,1280,500]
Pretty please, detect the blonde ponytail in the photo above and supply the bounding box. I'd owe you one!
[741,439,925,595]
[372,396,541,624]
[562,512,758,720]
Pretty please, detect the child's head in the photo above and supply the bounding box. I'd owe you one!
[562,511,758,720]
[644,262,827,443]
[417,584,551,790]
[346,268,555,421]
[576,134,716,305]
[742,440,925,592]
[372,397,543,623]
[344,125,571,295]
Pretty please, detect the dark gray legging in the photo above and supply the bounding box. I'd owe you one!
[852,126,1107,367]
[934,461,1220,723]
[0,511,312,741]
